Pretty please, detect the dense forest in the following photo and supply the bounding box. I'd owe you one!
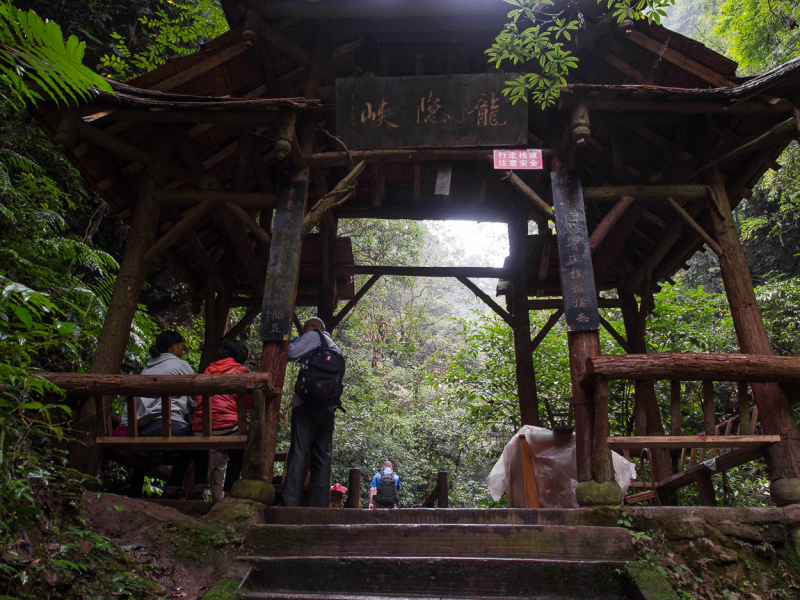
[2,0,800,597]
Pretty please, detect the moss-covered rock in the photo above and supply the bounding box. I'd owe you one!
[770,477,800,506]
[230,479,275,505]
[208,499,266,524]
[576,481,623,507]
[628,561,680,600]
[202,577,244,600]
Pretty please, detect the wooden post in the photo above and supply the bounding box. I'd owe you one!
[347,468,361,508]
[507,214,540,427]
[199,281,217,373]
[702,380,716,435]
[738,382,752,435]
[707,166,800,485]
[592,376,615,484]
[670,380,682,436]
[696,470,717,506]
[261,115,314,481]
[437,471,449,508]
[161,396,171,439]
[619,290,676,503]
[70,132,174,475]
[568,331,600,483]
[318,213,338,329]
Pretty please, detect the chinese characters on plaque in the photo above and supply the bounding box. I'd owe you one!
[492,149,543,170]
[336,74,527,150]
[550,170,600,332]
[260,181,307,341]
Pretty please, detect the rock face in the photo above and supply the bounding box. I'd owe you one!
[575,481,624,507]
[771,477,800,506]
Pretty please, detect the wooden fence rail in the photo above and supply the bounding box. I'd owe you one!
[586,353,800,384]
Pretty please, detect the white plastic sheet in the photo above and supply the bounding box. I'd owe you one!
[486,425,637,508]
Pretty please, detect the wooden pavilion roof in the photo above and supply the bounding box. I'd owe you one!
[31,0,800,306]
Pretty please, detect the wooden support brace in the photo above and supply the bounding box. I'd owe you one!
[503,170,554,221]
[224,305,261,340]
[143,201,213,264]
[329,274,381,330]
[589,196,635,253]
[666,197,722,255]
[598,314,632,353]
[437,471,449,508]
[226,203,272,246]
[457,276,512,326]
[531,309,564,353]
[127,396,138,438]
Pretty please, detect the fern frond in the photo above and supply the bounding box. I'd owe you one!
[0,1,112,107]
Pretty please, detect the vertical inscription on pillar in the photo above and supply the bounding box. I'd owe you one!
[550,170,599,332]
[260,181,307,341]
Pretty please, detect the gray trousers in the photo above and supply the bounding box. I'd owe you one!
[282,402,335,507]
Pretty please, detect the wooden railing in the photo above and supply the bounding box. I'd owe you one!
[582,353,797,505]
[33,372,276,451]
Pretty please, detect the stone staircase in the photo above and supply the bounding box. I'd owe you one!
[226,509,638,600]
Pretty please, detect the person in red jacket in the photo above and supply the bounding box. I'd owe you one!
[192,339,251,500]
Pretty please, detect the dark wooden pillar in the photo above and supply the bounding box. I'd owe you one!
[708,166,800,488]
[70,132,174,474]
[261,114,315,482]
[318,212,338,329]
[619,289,676,503]
[507,214,540,427]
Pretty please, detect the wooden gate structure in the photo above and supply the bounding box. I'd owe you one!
[30,0,800,506]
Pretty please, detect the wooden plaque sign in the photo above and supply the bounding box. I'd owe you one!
[260,180,307,341]
[336,74,527,150]
[550,170,600,332]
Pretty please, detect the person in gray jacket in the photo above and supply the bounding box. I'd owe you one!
[282,318,343,507]
[119,331,210,499]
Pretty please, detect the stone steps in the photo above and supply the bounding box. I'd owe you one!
[260,508,611,526]
[238,556,630,600]
[243,524,633,561]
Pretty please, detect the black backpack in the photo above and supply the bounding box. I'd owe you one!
[294,331,345,408]
[375,471,398,506]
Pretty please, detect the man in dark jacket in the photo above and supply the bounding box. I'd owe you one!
[282,318,343,507]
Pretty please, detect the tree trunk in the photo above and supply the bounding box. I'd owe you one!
[708,166,800,480]
[70,132,174,475]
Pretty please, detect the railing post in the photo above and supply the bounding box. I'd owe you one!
[437,471,448,508]
[738,382,751,435]
[127,396,138,438]
[202,394,212,437]
[161,395,171,439]
[346,468,361,508]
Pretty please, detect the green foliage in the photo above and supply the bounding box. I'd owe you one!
[100,0,227,80]
[0,1,111,108]
[487,0,674,107]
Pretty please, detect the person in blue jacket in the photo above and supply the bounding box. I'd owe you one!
[369,461,401,509]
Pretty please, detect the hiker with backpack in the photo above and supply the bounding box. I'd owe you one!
[369,461,401,509]
[282,317,346,508]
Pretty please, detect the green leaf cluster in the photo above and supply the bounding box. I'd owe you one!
[0,0,111,108]
[486,0,674,108]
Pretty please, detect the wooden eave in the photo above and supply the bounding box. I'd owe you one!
[28,5,800,306]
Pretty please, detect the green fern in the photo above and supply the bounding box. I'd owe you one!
[0,1,112,107]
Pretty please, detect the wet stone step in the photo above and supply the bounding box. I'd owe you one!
[238,556,629,600]
[243,524,633,561]
[260,508,600,526]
